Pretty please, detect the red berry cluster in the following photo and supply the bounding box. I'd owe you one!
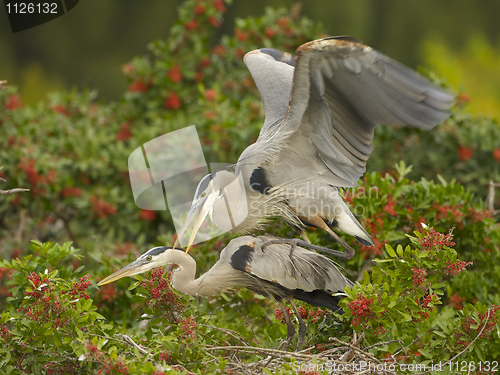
[360,238,386,259]
[139,209,156,221]
[18,272,92,329]
[128,79,148,93]
[413,294,439,322]
[5,94,23,110]
[298,370,320,375]
[61,187,83,198]
[141,267,184,322]
[97,283,117,302]
[85,343,129,374]
[274,306,329,325]
[0,324,11,340]
[458,145,473,161]
[159,350,176,365]
[274,306,292,325]
[167,65,182,83]
[412,267,427,287]
[307,308,328,323]
[116,122,133,142]
[89,196,117,218]
[445,260,473,276]
[346,296,375,327]
[69,273,92,300]
[419,227,456,250]
[0,267,14,280]
[433,204,463,223]
[383,195,397,216]
[19,158,57,196]
[448,292,465,309]
[180,316,197,342]
[454,306,500,349]
[44,361,80,375]
[164,92,181,109]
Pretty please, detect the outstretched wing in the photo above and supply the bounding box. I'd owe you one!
[245,37,455,186]
[243,48,295,137]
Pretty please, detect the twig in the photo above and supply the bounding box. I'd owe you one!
[339,331,365,362]
[0,188,30,195]
[364,338,403,351]
[0,167,30,195]
[487,181,500,215]
[206,345,318,361]
[116,334,150,356]
[392,332,424,358]
[413,309,492,375]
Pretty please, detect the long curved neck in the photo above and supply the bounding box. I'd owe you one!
[167,251,225,297]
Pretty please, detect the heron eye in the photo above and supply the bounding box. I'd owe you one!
[200,192,206,198]
[146,256,152,261]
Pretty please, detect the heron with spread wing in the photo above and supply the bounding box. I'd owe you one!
[175,36,455,258]
[98,235,353,351]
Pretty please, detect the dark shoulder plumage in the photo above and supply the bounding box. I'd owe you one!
[229,244,254,272]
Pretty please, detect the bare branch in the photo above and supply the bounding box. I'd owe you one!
[0,166,30,195]
[487,181,500,215]
[0,188,30,195]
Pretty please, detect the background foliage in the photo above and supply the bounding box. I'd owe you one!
[1,0,500,373]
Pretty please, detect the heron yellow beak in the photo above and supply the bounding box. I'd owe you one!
[173,193,216,253]
[97,261,144,286]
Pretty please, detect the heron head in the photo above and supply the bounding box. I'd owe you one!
[97,246,180,286]
[174,169,240,252]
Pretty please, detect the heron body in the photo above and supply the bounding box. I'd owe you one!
[98,234,353,350]
[176,36,455,257]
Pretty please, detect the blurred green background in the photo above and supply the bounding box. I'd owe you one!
[2,0,500,118]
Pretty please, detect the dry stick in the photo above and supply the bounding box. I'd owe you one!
[328,337,400,375]
[413,309,492,375]
[390,332,424,362]
[364,339,404,351]
[0,166,30,195]
[487,181,500,215]
[206,345,318,361]
[0,187,30,195]
[338,331,365,362]
[116,334,150,356]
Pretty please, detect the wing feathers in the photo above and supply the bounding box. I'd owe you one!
[248,37,455,186]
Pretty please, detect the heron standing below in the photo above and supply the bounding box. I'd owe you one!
[98,235,354,351]
[174,36,455,258]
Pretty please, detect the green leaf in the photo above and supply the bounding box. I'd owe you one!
[128,281,141,291]
[396,244,404,257]
[475,344,485,362]
[385,244,397,258]
[82,298,93,311]
[419,348,433,358]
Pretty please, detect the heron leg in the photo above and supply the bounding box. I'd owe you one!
[262,237,355,260]
[277,300,295,351]
[299,230,311,244]
[289,298,306,352]
[304,215,356,260]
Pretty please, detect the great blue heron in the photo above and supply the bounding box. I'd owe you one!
[175,36,455,259]
[98,235,354,351]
